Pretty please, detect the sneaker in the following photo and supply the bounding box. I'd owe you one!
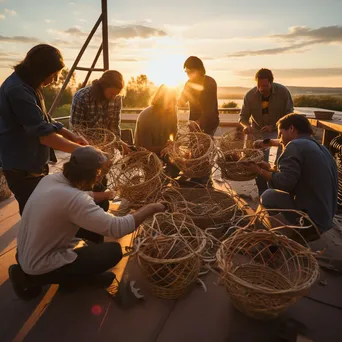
[8,265,42,301]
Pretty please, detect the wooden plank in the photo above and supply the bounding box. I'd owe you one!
[308,118,342,133]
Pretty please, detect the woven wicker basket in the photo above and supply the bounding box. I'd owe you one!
[217,148,264,181]
[136,213,207,299]
[217,229,319,320]
[0,168,11,201]
[164,187,238,231]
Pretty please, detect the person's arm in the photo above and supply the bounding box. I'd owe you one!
[177,82,189,107]
[91,190,115,203]
[39,133,83,153]
[253,138,281,149]
[239,94,253,134]
[6,85,83,153]
[131,203,165,226]
[58,127,88,145]
[268,143,301,192]
[111,96,122,138]
[68,193,165,238]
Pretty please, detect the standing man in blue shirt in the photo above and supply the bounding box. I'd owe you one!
[0,44,88,215]
[239,68,294,196]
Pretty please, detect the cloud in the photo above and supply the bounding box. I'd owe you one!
[228,25,342,58]
[108,25,167,39]
[44,19,55,24]
[0,14,4,20]
[272,25,342,43]
[59,24,167,40]
[228,41,314,57]
[236,68,342,79]
[4,8,16,16]
[0,35,41,43]
[65,27,88,37]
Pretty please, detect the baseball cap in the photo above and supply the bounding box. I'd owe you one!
[70,146,108,170]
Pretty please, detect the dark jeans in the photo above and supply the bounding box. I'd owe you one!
[76,176,109,244]
[3,166,48,215]
[20,242,122,286]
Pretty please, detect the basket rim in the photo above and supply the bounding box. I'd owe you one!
[137,229,207,264]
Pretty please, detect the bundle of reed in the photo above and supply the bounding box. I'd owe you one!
[216,228,319,320]
[73,126,122,164]
[0,168,11,201]
[216,148,264,181]
[167,132,216,178]
[134,212,207,299]
[110,150,164,204]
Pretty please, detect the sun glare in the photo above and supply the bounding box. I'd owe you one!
[145,40,187,88]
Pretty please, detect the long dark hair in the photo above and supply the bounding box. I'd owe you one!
[14,44,65,89]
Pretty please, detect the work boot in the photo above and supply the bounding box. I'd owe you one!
[8,264,42,301]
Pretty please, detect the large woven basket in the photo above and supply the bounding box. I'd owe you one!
[170,132,216,178]
[136,213,206,299]
[112,151,164,204]
[217,148,264,181]
[216,229,319,320]
[163,187,239,231]
[0,168,11,201]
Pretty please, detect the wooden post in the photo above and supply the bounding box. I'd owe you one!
[82,44,103,88]
[48,15,103,116]
[102,0,109,71]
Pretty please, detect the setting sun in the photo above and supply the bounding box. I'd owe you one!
[146,54,188,87]
[145,38,188,87]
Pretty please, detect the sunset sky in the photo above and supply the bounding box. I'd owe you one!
[1,0,342,88]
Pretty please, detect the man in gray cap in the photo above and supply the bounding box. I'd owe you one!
[8,146,165,300]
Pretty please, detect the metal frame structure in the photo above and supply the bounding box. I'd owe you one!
[48,0,109,116]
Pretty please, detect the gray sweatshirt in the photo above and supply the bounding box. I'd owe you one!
[17,173,135,275]
[269,136,338,232]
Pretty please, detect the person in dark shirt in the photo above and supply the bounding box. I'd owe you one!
[246,114,338,238]
[178,56,219,136]
[0,44,88,215]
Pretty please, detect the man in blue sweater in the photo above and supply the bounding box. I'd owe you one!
[247,113,338,235]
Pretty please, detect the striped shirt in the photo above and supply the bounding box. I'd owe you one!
[70,85,122,137]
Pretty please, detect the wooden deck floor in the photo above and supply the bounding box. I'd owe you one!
[1,152,342,342]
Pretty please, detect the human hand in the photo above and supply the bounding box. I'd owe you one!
[242,125,253,134]
[122,143,132,155]
[73,135,89,146]
[244,162,261,175]
[150,202,166,213]
[257,161,271,171]
[260,125,274,133]
[105,190,116,200]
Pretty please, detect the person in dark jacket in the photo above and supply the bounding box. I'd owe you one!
[0,44,88,215]
[246,113,338,236]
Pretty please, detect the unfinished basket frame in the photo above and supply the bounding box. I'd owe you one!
[216,229,319,320]
[135,212,207,299]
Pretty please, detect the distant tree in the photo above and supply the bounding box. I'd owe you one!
[293,95,342,111]
[221,101,238,109]
[43,68,75,110]
[123,74,154,108]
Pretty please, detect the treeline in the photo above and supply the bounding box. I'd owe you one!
[293,95,342,111]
